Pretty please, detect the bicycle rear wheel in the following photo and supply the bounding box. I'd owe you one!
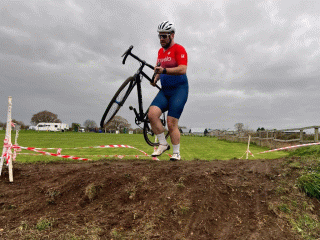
[100,77,135,128]
[143,115,170,147]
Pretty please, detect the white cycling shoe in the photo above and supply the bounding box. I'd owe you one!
[151,144,170,157]
[170,153,181,161]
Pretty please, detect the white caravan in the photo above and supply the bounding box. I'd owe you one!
[35,123,69,132]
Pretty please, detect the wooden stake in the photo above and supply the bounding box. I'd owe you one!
[246,135,251,159]
[0,97,13,182]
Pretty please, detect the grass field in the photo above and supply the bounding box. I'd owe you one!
[0,130,288,162]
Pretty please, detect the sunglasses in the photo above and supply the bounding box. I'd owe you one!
[158,34,171,39]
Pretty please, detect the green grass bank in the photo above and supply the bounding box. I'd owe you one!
[0,130,287,162]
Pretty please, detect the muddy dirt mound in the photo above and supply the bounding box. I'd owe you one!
[0,158,319,239]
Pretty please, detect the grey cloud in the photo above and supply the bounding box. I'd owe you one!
[225,0,267,30]
[1,0,320,131]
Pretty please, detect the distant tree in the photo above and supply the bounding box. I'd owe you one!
[83,120,97,131]
[71,123,80,132]
[31,111,61,125]
[104,116,131,133]
[234,123,244,132]
[134,128,143,134]
[204,128,208,136]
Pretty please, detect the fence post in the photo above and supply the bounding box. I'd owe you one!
[315,128,319,142]
[300,129,304,142]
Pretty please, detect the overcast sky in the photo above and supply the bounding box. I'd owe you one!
[1,0,320,131]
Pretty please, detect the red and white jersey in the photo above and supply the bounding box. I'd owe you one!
[157,44,188,68]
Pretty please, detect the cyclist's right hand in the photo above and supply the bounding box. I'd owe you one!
[151,62,161,87]
[151,74,160,86]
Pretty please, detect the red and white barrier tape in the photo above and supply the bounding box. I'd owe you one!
[19,145,149,156]
[9,144,159,161]
[24,145,143,150]
[2,139,20,164]
[18,153,151,159]
[2,139,12,163]
[20,147,90,161]
[258,142,320,154]
[240,150,254,159]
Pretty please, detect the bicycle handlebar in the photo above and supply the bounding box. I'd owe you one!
[121,45,133,65]
[122,45,154,70]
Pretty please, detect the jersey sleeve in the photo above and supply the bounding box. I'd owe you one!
[175,45,188,66]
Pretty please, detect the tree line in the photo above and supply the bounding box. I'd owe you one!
[0,110,131,132]
[2,111,265,133]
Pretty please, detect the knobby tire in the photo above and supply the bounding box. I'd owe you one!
[100,77,134,128]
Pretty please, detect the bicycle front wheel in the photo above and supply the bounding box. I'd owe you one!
[100,77,135,128]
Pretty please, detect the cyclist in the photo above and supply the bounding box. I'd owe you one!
[148,21,189,161]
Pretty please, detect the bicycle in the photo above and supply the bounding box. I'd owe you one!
[100,45,169,146]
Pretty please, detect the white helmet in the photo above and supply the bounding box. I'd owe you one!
[157,21,175,33]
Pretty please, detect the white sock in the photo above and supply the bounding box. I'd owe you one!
[156,133,167,145]
[173,144,180,154]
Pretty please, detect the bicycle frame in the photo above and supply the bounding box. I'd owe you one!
[121,46,162,126]
[101,45,168,145]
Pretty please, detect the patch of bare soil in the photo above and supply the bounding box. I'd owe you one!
[0,158,319,239]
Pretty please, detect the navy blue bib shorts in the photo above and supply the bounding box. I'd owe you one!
[151,74,188,119]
